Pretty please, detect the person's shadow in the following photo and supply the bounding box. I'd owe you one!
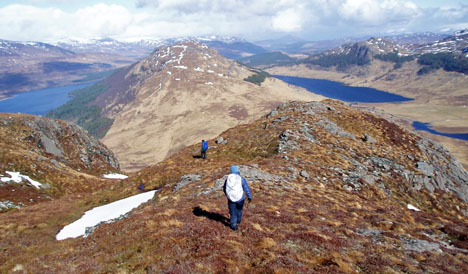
[193,206,230,227]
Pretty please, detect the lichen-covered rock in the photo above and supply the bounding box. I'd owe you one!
[174,174,201,192]
[0,114,120,171]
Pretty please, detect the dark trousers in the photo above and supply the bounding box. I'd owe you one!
[228,199,244,230]
[201,150,206,159]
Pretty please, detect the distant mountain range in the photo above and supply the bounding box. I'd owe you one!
[1,29,466,98]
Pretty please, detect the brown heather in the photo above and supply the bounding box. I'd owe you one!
[1,100,468,273]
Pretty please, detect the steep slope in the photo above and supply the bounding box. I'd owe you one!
[95,41,323,171]
[1,100,467,272]
[0,114,120,210]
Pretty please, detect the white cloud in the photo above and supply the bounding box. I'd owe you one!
[272,8,304,32]
[0,1,466,42]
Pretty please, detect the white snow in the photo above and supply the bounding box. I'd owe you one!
[0,171,42,189]
[167,71,172,75]
[174,65,187,69]
[172,45,187,64]
[217,73,224,77]
[407,204,420,211]
[103,173,128,179]
[207,70,214,73]
[175,78,180,81]
[56,190,157,240]
[205,82,214,85]
[194,67,204,72]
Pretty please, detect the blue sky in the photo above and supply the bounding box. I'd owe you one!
[0,0,467,42]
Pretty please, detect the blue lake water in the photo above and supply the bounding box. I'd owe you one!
[274,75,414,103]
[0,82,93,116]
[275,75,468,141]
[412,121,468,141]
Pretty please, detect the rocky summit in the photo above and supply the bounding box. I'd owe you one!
[1,100,467,273]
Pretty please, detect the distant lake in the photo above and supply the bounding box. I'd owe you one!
[0,82,93,115]
[413,121,468,141]
[275,75,468,141]
[274,75,413,103]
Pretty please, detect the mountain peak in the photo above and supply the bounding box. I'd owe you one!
[88,42,323,171]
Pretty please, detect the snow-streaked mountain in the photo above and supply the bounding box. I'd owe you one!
[384,32,450,46]
[410,29,468,56]
[52,36,266,60]
[256,35,366,54]
[0,39,74,57]
[322,37,408,58]
[52,38,165,58]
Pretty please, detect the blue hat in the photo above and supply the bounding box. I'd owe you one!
[230,165,239,174]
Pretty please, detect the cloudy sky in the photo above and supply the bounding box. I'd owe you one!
[1,0,467,42]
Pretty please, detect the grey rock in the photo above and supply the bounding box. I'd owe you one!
[300,170,310,179]
[266,110,278,118]
[288,167,299,179]
[278,130,301,153]
[356,228,384,238]
[370,156,403,171]
[50,159,61,168]
[173,174,201,192]
[415,137,468,203]
[37,156,46,162]
[416,161,434,177]
[216,137,227,145]
[315,117,355,139]
[84,212,132,238]
[401,237,442,253]
[40,134,64,157]
[0,200,21,211]
[362,134,377,143]
[301,125,317,143]
[362,175,377,185]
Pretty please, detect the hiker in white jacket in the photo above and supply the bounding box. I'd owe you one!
[223,165,252,231]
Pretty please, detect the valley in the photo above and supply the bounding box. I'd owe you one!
[267,61,468,168]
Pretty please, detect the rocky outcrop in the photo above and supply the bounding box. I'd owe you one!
[1,114,119,171]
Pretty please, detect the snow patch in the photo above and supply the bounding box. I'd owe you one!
[56,190,157,240]
[407,204,420,211]
[0,171,43,189]
[167,71,172,75]
[207,70,214,73]
[174,65,187,69]
[175,78,180,81]
[205,82,213,85]
[103,173,128,179]
[194,67,204,72]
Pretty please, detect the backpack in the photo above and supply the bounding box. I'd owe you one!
[202,141,208,151]
[226,174,243,202]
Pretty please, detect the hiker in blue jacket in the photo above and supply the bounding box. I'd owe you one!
[201,140,208,159]
[223,165,252,231]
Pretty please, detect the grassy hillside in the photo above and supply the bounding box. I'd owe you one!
[2,100,467,272]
